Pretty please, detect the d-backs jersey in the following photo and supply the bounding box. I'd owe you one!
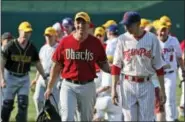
[113,31,164,76]
[159,35,182,72]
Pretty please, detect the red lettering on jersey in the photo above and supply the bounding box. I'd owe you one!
[123,48,151,61]
[162,48,174,54]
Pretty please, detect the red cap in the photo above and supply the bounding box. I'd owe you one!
[89,22,94,28]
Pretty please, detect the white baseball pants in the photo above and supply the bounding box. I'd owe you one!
[59,79,96,121]
[121,79,155,121]
[164,71,177,121]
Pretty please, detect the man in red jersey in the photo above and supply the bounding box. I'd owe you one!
[44,11,110,121]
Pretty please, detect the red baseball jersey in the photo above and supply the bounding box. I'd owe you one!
[52,34,107,82]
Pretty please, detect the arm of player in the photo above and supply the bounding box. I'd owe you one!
[152,36,166,104]
[0,45,9,88]
[174,39,185,72]
[35,61,47,81]
[97,61,111,73]
[30,71,40,87]
[111,38,123,105]
[0,58,6,88]
[96,86,111,95]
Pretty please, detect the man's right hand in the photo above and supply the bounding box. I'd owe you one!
[111,89,119,106]
[30,80,37,87]
[44,88,52,100]
[0,79,6,88]
[159,89,166,105]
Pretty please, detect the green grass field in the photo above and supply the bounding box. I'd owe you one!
[9,67,184,122]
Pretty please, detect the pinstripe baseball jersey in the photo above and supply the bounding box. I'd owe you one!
[159,35,182,72]
[113,31,164,76]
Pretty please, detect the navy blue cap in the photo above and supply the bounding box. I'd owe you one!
[120,11,141,26]
[107,25,118,33]
[62,17,73,26]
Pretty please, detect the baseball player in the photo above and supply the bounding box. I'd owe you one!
[159,15,177,37]
[140,18,150,30]
[0,32,13,122]
[94,27,106,89]
[1,32,13,106]
[102,20,117,29]
[93,25,122,121]
[44,12,110,121]
[144,23,166,121]
[0,21,47,122]
[111,11,166,121]
[31,27,60,116]
[61,17,74,37]
[1,32,13,51]
[178,40,185,117]
[52,22,64,42]
[156,21,184,121]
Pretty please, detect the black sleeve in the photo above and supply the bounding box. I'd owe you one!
[31,45,39,62]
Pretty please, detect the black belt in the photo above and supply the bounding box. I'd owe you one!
[65,78,93,85]
[9,72,28,77]
[164,70,174,75]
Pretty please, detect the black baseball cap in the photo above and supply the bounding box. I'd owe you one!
[1,32,13,40]
[120,11,141,26]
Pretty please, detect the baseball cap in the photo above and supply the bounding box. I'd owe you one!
[102,20,117,29]
[18,21,33,32]
[156,21,169,30]
[107,25,118,33]
[140,18,150,28]
[62,17,73,27]
[75,12,90,22]
[44,27,57,36]
[94,27,105,36]
[120,11,141,26]
[52,22,65,32]
[160,15,172,27]
[152,19,160,29]
[1,32,13,40]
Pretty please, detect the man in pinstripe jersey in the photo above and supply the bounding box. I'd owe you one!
[0,21,47,122]
[111,11,166,121]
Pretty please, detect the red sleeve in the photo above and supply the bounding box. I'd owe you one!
[96,39,107,63]
[180,40,185,52]
[111,65,121,75]
[52,40,64,65]
[155,67,164,76]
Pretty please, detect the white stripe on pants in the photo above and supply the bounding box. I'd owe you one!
[60,79,96,121]
[121,79,155,121]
